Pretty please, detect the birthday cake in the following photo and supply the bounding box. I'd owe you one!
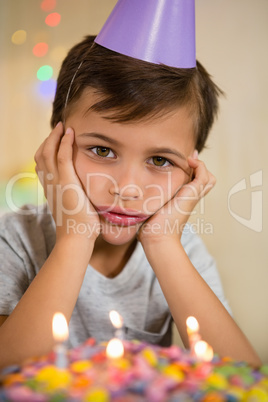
[0,338,268,402]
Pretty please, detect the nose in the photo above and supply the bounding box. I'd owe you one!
[109,169,143,200]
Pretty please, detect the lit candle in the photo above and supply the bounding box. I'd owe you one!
[106,310,125,359]
[109,310,124,340]
[186,316,201,356]
[194,340,214,362]
[52,312,69,368]
[106,337,124,359]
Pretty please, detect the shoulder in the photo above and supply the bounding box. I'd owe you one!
[0,205,55,314]
[0,203,53,232]
[0,204,55,259]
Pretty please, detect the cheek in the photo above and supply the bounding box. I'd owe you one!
[74,150,107,183]
[143,171,187,214]
[73,153,89,188]
[73,152,115,202]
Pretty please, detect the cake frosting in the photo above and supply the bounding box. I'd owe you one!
[1,338,268,401]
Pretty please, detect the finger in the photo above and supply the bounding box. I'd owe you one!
[57,127,77,182]
[34,123,64,190]
[34,141,45,165]
[188,157,210,185]
[187,157,216,197]
[34,138,49,186]
[39,122,64,173]
[190,158,216,194]
[34,135,48,171]
[173,159,215,214]
[202,171,216,196]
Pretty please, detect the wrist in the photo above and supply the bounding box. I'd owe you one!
[141,235,184,263]
[56,228,99,244]
[56,217,100,242]
[138,216,187,246]
[55,231,97,260]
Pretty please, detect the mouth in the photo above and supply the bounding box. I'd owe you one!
[96,206,149,227]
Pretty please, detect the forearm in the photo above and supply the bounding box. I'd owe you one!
[143,239,261,367]
[0,235,94,369]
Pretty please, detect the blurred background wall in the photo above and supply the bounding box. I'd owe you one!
[0,0,267,362]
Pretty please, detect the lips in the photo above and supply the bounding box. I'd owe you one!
[96,206,149,227]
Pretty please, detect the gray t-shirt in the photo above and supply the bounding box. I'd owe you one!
[0,204,231,347]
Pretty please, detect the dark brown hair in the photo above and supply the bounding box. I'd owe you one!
[51,35,223,152]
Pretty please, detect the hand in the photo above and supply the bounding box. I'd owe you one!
[138,152,216,246]
[34,122,100,242]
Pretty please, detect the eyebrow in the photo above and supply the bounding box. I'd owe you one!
[148,147,187,161]
[77,132,120,146]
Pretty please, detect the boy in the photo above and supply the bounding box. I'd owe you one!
[0,2,261,368]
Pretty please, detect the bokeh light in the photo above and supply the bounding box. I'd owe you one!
[37,65,53,81]
[39,79,57,98]
[40,0,57,12]
[45,12,61,27]
[11,30,27,45]
[33,42,49,57]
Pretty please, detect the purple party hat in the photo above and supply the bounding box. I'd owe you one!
[95,0,196,68]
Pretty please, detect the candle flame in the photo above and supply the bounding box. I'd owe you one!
[109,310,123,329]
[186,316,199,332]
[52,312,69,343]
[106,338,124,359]
[194,340,214,362]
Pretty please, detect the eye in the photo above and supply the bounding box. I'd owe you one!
[90,146,115,158]
[149,156,172,167]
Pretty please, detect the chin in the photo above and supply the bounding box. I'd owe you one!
[99,221,140,246]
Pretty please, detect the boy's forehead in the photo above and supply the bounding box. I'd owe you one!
[70,88,104,115]
[71,89,196,155]
[73,87,196,127]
